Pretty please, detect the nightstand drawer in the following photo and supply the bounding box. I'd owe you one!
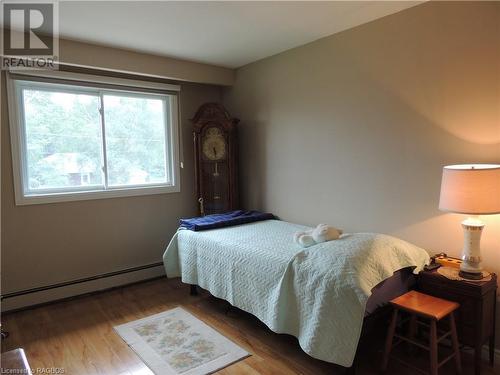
[418,279,477,312]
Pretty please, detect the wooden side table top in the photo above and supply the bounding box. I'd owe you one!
[1,348,32,374]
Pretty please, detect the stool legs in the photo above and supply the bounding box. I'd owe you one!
[381,308,399,372]
[429,320,438,375]
[382,308,462,375]
[449,313,462,374]
[408,315,417,355]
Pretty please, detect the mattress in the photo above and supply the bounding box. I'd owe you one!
[163,220,429,367]
[365,267,416,316]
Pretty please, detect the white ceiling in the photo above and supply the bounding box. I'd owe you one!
[30,1,423,68]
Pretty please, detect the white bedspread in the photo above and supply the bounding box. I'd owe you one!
[163,220,429,367]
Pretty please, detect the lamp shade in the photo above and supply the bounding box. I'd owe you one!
[439,164,500,215]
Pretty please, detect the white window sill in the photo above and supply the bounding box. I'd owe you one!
[16,184,181,205]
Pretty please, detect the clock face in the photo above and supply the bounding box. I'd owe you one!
[202,127,226,160]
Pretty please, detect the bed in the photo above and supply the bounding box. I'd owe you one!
[163,219,429,368]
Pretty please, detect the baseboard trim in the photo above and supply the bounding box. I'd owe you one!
[1,262,165,312]
[1,261,164,299]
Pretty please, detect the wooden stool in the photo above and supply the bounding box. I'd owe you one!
[381,290,462,375]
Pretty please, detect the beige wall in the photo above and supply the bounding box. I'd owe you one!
[1,43,223,295]
[58,38,234,86]
[223,1,500,345]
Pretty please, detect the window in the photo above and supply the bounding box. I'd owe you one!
[7,71,180,205]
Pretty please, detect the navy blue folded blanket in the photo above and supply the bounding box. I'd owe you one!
[179,210,275,231]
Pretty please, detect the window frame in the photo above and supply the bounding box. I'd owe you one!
[6,71,181,205]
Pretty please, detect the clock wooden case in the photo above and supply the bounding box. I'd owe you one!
[192,103,239,215]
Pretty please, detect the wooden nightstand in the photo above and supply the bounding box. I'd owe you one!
[417,269,497,375]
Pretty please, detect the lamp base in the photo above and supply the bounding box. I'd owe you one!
[459,217,484,280]
[458,270,484,280]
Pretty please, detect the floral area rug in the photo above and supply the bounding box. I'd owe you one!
[114,307,249,375]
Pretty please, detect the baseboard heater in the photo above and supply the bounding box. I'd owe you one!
[1,261,165,311]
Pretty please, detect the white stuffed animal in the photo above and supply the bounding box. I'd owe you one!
[294,224,343,248]
[293,231,316,248]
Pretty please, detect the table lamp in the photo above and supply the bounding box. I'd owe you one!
[439,164,500,279]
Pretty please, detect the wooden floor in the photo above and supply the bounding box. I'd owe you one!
[1,278,498,375]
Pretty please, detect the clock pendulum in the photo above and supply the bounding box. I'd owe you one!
[213,162,221,203]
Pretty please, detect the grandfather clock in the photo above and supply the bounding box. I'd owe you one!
[192,103,239,215]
